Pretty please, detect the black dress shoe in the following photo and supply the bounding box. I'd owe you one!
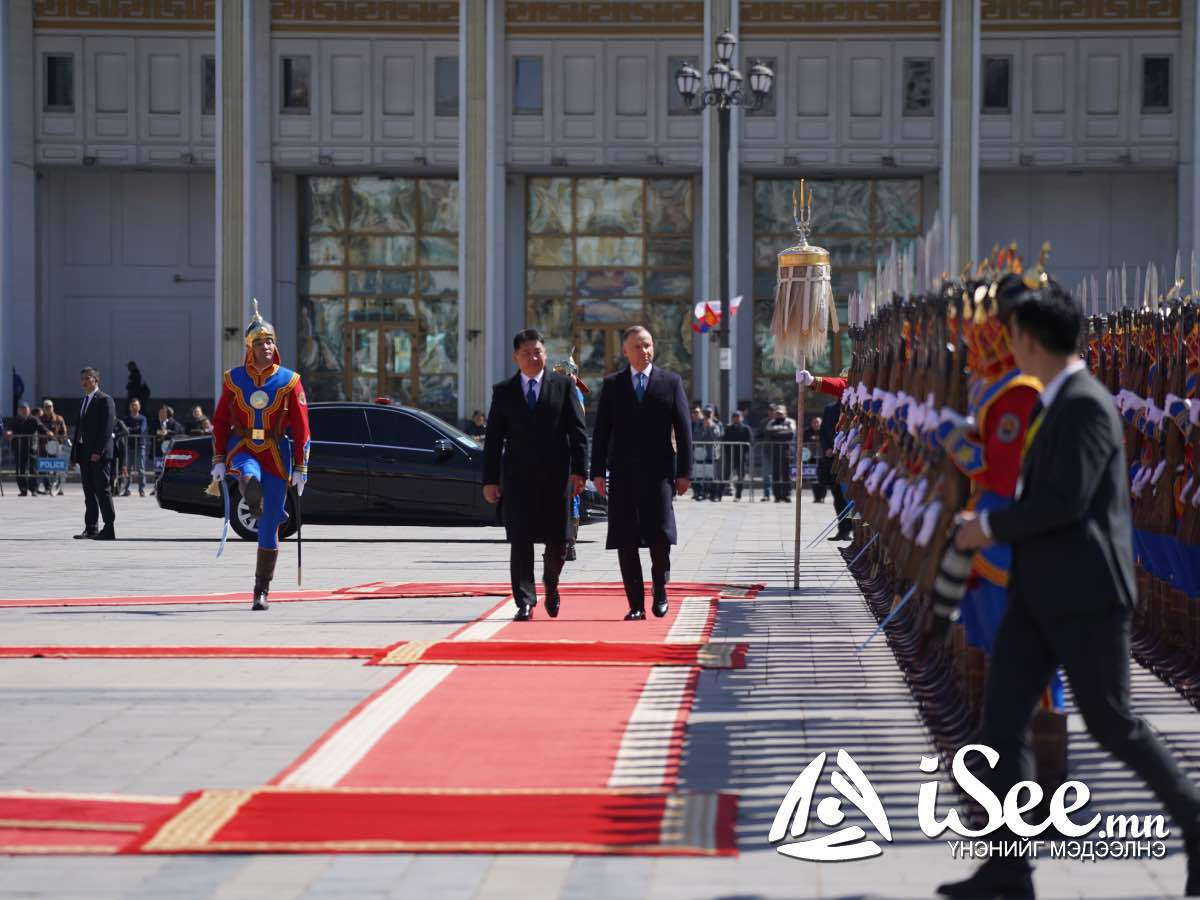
[514,604,532,621]
[651,587,669,618]
[1185,835,1200,896]
[73,529,97,539]
[92,525,116,541]
[937,862,1034,898]
[624,609,646,621]
[544,586,560,618]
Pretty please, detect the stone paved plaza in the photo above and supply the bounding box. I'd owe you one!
[0,484,1197,898]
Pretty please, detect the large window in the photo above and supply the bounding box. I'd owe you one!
[297,177,459,420]
[524,176,695,394]
[752,178,922,410]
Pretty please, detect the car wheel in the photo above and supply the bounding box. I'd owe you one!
[228,486,297,542]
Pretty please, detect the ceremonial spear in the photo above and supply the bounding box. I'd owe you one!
[773,181,838,590]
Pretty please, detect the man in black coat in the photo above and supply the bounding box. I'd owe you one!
[590,326,692,620]
[70,366,117,540]
[483,329,587,621]
[945,283,1200,898]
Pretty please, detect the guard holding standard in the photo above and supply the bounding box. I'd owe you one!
[483,329,588,621]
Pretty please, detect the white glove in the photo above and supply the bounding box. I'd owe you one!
[210,462,226,480]
[796,369,815,387]
[291,470,307,496]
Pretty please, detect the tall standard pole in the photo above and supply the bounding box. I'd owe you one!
[717,105,731,418]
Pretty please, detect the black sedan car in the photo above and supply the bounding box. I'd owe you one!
[156,401,605,541]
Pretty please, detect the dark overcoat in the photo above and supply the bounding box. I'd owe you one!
[482,370,587,543]
[589,366,692,549]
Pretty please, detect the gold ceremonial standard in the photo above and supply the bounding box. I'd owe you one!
[772,179,836,366]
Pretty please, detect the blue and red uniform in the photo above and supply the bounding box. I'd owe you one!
[212,354,311,550]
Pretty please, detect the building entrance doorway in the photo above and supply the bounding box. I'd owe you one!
[346,322,418,404]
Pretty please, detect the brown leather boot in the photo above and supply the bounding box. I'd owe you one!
[252,547,278,611]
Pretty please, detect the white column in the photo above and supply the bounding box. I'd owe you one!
[244,0,272,321]
[0,0,10,412]
[1182,0,1199,267]
[940,0,980,271]
[459,0,495,423]
[3,0,35,409]
[484,0,505,389]
[215,0,242,389]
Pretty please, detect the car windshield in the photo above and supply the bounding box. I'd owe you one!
[412,409,482,450]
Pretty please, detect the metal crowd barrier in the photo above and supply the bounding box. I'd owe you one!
[686,440,821,502]
[1,432,173,496]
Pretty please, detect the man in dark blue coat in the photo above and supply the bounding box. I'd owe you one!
[483,329,588,621]
[590,326,692,620]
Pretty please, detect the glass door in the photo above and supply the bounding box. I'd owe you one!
[576,325,629,386]
[345,322,417,403]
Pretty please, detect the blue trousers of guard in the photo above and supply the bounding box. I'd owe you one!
[230,452,288,550]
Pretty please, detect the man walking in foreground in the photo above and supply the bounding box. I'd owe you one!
[945,282,1200,898]
[590,326,691,620]
[482,329,587,621]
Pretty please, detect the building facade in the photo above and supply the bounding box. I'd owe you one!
[0,0,1192,423]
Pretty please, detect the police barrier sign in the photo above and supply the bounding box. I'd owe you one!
[770,745,1168,863]
[36,457,68,473]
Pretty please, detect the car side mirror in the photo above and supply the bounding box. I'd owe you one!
[433,438,454,461]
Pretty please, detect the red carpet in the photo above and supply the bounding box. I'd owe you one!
[130,787,736,856]
[0,641,742,668]
[4,581,752,857]
[375,640,746,668]
[0,792,183,855]
[0,646,379,660]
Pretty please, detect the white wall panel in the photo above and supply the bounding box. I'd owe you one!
[121,172,184,266]
[980,172,1175,287]
[424,39,458,145]
[1024,40,1073,143]
[980,39,1021,146]
[554,41,601,143]
[190,38,215,145]
[1133,36,1178,143]
[741,40,785,143]
[140,39,187,145]
[36,35,83,142]
[842,42,890,143]
[893,40,938,144]
[43,171,215,398]
[273,38,317,144]
[322,41,368,143]
[85,37,134,142]
[793,42,835,144]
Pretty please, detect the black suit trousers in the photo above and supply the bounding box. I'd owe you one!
[510,541,567,608]
[616,543,670,611]
[79,458,115,529]
[980,603,1200,858]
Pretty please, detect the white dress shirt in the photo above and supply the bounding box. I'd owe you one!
[520,369,544,405]
[80,387,99,419]
[631,364,653,390]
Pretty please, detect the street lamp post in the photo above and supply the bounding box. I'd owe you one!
[675,33,774,418]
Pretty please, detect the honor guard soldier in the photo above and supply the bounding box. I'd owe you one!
[210,301,311,610]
